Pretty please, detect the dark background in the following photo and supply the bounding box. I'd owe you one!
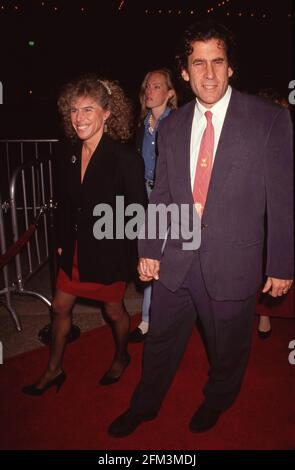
[0,0,293,138]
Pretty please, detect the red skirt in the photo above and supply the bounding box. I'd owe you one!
[56,244,126,303]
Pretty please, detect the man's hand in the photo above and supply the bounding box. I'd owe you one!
[138,258,160,282]
[262,277,293,297]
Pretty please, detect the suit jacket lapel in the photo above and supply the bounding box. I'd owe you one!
[172,100,195,204]
[203,89,248,218]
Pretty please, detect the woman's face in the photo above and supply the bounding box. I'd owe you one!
[70,95,110,142]
[144,72,173,110]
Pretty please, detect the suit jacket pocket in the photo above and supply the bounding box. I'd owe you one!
[232,238,263,247]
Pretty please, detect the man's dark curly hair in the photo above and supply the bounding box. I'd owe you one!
[175,20,237,74]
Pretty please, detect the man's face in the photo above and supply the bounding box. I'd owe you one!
[181,38,233,108]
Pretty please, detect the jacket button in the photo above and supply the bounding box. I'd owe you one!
[77,207,82,212]
[74,224,78,231]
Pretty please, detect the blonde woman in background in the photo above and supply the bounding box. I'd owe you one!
[129,68,178,343]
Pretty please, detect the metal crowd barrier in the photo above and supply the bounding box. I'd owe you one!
[0,194,21,331]
[0,140,58,200]
[0,140,58,331]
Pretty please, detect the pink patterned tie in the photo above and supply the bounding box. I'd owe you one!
[193,110,214,217]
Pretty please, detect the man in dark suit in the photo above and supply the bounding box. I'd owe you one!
[108,21,293,437]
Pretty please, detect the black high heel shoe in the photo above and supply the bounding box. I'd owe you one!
[257,328,272,339]
[100,354,131,386]
[22,371,66,396]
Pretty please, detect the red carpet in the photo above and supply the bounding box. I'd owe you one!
[0,294,294,450]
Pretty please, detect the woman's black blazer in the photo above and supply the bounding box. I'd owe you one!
[54,134,147,284]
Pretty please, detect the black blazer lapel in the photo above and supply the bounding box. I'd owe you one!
[69,140,82,188]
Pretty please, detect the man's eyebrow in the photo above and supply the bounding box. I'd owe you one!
[192,57,225,63]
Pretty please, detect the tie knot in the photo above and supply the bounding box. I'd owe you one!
[204,110,213,121]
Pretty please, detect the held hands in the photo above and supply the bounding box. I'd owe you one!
[57,248,62,256]
[138,258,160,282]
[262,277,293,297]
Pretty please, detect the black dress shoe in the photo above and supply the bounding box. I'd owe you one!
[189,403,221,433]
[257,328,272,339]
[128,327,147,343]
[22,371,66,396]
[99,354,131,386]
[108,408,157,438]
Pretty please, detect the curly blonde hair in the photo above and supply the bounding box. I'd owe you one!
[57,75,134,142]
[139,68,178,123]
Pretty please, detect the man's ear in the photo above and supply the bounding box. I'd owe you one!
[181,68,190,82]
[228,67,234,78]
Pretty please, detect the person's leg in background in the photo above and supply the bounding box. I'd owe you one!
[257,314,272,338]
[129,180,153,343]
[129,283,152,343]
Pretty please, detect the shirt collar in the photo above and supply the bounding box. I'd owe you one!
[144,107,172,128]
[195,85,232,120]
[158,107,172,122]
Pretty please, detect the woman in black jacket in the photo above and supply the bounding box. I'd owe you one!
[23,76,147,395]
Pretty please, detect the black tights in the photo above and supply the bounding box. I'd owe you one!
[36,290,130,388]
[102,302,130,377]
